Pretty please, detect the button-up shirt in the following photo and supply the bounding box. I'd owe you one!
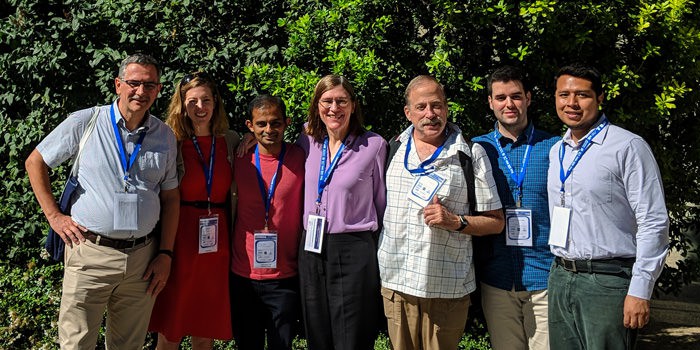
[547,114,669,299]
[296,129,387,234]
[379,123,502,298]
[473,123,560,291]
[37,101,178,239]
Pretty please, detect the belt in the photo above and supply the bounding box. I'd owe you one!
[555,257,634,275]
[180,201,227,209]
[85,231,153,250]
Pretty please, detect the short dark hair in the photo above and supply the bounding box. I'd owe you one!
[248,94,287,120]
[488,65,529,95]
[555,63,603,97]
[118,53,161,80]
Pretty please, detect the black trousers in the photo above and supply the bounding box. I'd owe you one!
[230,274,301,350]
[298,230,381,350]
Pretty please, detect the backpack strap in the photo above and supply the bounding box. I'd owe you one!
[458,140,476,215]
[385,133,402,173]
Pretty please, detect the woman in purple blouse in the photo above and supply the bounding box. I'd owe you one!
[296,75,387,350]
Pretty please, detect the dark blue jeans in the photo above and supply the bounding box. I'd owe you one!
[230,274,301,350]
[548,262,637,350]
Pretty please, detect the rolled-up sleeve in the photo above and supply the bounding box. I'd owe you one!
[471,142,502,213]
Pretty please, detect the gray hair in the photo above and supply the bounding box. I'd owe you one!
[118,53,161,80]
[404,75,446,107]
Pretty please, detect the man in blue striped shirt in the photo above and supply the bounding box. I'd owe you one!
[473,66,560,350]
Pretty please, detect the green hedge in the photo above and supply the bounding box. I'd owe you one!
[1,0,698,348]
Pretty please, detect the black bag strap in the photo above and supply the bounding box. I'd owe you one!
[459,141,476,215]
[385,133,476,214]
[385,134,402,173]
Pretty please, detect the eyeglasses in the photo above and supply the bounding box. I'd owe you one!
[119,79,160,91]
[181,72,211,85]
[318,98,350,109]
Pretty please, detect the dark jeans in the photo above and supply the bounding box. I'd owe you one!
[548,262,638,350]
[298,230,381,350]
[230,274,300,350]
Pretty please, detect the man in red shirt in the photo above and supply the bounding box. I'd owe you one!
[230,95,305,350]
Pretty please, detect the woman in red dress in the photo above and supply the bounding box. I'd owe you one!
[149,72,240,349]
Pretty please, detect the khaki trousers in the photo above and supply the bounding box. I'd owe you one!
[481,282,549,350]
[59,239,156,349]
[381,287,470,350]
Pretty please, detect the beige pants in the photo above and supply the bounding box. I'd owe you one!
[382,287,470,350]
[481,282,549,350]
[59,239,156,349]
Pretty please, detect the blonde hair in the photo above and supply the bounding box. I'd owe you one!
[166,73,229,140]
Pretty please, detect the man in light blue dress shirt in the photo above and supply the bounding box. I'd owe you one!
[26,54,179,349]
[546,63,669,349]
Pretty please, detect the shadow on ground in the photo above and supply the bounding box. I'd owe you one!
[637,321,700,350]
[638,280,700,350]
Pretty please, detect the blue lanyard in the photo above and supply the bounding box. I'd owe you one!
[255,143,286,229]
[191,135,216,210]
[493,127,534,207]
[317,136,347,204]
[403,127,448,175]
[110,104,146,190]
[558,119,609,205]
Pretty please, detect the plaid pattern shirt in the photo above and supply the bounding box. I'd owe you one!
[378,123,502,298]
[473,123,560,291]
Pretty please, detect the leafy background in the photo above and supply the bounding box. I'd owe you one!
[1,0,698,348]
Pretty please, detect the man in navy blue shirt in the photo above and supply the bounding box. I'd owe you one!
[473,66,560,350]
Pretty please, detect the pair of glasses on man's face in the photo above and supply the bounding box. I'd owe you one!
[318,98,350,109]
[181,72,211,85]
[119,78,160,91]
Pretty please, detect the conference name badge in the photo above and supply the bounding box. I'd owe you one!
[198,214,219,254]
[407,173,446,207]
[549,206,571,248]
[305,214,325,253]
[254,230,278,268]
[113,192,138,230]
[505,208,533,246]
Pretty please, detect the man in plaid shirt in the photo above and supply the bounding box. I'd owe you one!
[378,75,504,350]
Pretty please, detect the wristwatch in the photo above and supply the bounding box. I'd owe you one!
[456,215,469,232]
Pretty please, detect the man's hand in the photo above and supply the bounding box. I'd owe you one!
[48,212,87,248]
[143,253,172,297]
[26,149,88,247]
[423,196,460,231]
[623,295,650,329]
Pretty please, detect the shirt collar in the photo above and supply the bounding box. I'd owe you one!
[562,113,609,148]
[112,100,152,133]
[493,121,534,146]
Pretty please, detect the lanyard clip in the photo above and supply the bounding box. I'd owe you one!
[560,190,566,207]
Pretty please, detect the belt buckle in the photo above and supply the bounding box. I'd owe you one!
[563,258,577,272]
[128,234,149,250]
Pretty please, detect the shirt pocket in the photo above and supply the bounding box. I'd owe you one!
[136,151,166,184]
